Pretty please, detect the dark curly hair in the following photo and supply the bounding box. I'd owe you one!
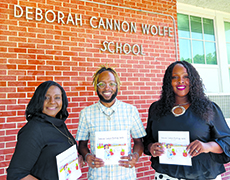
[150,61,213,122]
[25,81,69,120]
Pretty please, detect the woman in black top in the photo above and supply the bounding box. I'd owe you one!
[143,61,230,180]
[7,81,83,180]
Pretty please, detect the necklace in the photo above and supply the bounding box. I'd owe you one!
[171,102,190,117]
[102,110,115,120]
[52,123,75,145]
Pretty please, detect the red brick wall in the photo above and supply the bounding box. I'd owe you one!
[4,0,229,180]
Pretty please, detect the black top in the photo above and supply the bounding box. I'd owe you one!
[143,102,230,180]
[7,113,77,180]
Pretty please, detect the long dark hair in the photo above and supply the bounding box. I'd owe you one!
[151,61,213,122]
[25,81,69,120]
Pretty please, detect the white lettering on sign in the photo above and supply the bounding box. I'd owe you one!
[100,41,145,55]
[13,5,174,56]
[90,16,137,33]
[14,5,83,26]
[141,24,173,37]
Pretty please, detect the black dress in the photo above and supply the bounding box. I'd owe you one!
[143,102,230,180]
[7,113,77,180]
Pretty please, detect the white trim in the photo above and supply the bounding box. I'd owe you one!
[207,93,230,96]
[215,13,230,92]
[177,3,230,17]
[226,118,230,128]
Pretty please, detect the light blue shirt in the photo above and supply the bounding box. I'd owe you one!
[76,99,146,180]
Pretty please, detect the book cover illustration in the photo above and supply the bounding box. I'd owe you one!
[56,145,82,180]
[158,131,192,166]
[95,130,128,165]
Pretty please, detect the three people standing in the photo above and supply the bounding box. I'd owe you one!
[7,61,230,180]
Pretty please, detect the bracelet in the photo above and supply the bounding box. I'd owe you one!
[133,152,140,161]
[85,152,92,162]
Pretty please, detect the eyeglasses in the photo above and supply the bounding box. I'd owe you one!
[97,82,117,89]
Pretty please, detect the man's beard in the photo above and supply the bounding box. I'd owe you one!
[97,89,118,103]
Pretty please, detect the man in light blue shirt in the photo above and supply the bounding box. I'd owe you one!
[76,64,146,180]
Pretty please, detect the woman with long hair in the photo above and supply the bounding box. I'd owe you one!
[143,61,230,180]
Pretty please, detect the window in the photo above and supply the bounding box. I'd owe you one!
[177,14,217,65]
[224,21,230,82]
[177,3,230,93]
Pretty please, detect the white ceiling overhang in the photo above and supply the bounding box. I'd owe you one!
[177,0,230,13]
